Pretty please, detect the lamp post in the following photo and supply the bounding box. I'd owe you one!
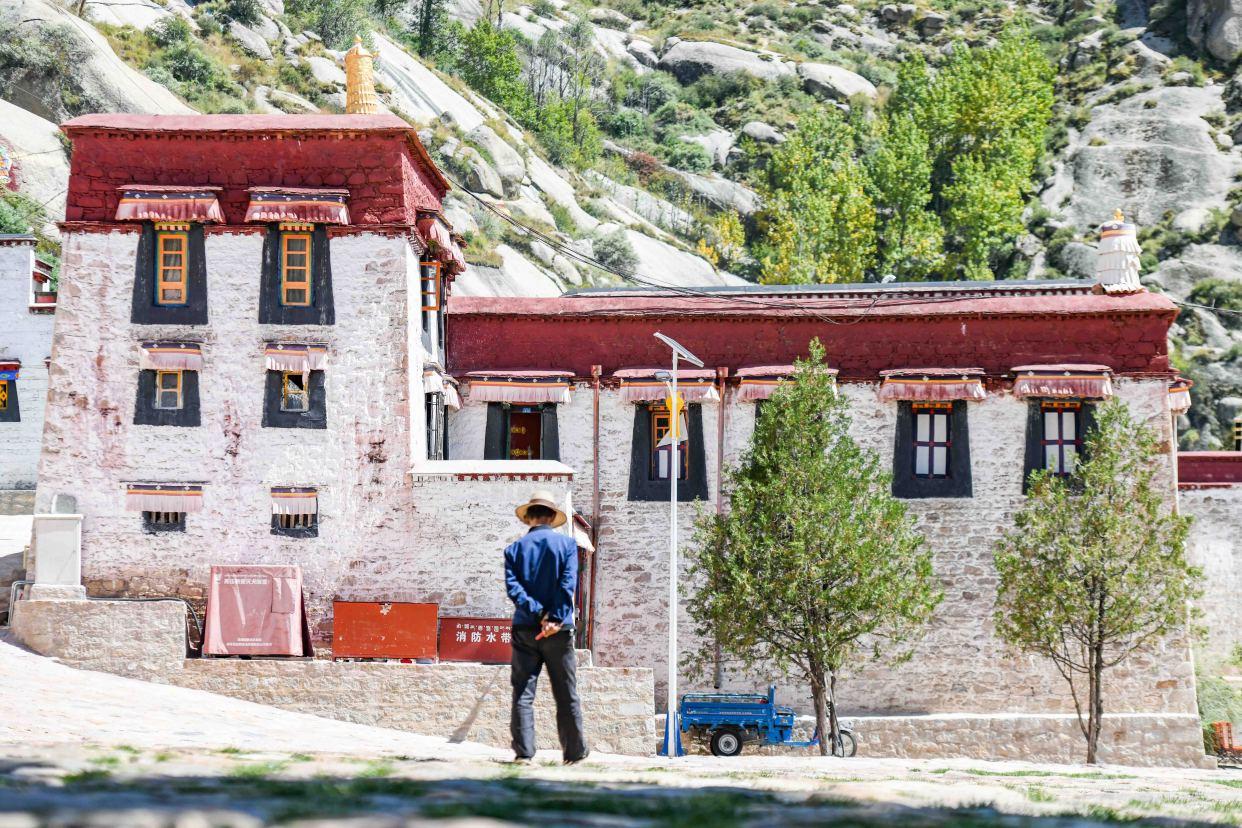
[653,332,703,758]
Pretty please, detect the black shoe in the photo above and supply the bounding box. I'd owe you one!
[563,750,590,765]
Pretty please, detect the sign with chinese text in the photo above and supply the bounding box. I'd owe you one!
[438,616,512,663]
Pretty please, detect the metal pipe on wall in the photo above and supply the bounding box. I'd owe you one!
[588,364,602,653]
[714,367,727,688]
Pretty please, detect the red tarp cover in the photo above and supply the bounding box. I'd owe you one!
[244,187,350,225]
[139,341,203,371]
[203,565,311,656]
[614,367,720,403]
[1011,364,1113,400]
[115,186,224,223]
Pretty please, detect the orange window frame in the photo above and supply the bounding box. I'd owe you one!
[281,371,309,412]
[420,261,441,312]
[281,232,313,307]
[154,370,182,410]
[649,403,688,481]
[156,231,188,306]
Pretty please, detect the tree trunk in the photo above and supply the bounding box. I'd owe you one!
[810,670,830,757]
[828,669,841,756]
[1086,593,1106,764]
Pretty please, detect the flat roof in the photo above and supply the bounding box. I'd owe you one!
[563,279,1094,299]
[61,113,415,133]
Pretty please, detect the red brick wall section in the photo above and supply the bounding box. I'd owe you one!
[1178,452,1242,486]
[63,128,443,225]
[446,310,1175,379]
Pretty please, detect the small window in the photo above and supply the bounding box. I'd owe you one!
[912,403,951,479]
[281,232,312,307]
[0,380,7,411]
[154,370,183,410]
[277,512,317,530]
[1042,401,1082,476]
[156,230,188,306]
[142,510,186,533]
[649,403,688,481]
[421,261,441,312]
[483,403,560,461]
[281,372,309,412]
[426,392,446,460]
[1234,416,1241,452]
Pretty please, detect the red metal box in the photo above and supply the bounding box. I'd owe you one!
[438,616,512,664]
[332,601,438,660]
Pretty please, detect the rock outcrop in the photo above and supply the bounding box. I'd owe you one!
[1188,0,1242,62]
[797,62,878,103]
[658,40,794,84]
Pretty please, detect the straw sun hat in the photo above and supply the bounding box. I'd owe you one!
[515,490,567,527]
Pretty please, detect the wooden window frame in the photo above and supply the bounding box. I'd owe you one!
[281,372,309,412]
[912,402,952,480]
[1041,401,1083,477]
[1234,417,1242,452]
[649,403,689,482]
[280,231,313,308]
[155,229,189,307]
[153,370,183,410]
[142,510,186,532]
[277,512,318,530]
[420,260,442,312]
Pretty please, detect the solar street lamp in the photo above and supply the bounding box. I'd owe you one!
[653,332,703,758]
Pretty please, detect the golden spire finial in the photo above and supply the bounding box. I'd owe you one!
[1114,207,1125,222]
[344,36,379,115]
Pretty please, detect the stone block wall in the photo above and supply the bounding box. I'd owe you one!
[0,238,55,490]
[449,377,1199,723]
[173,658,654,755]
[1181,484,1242,666]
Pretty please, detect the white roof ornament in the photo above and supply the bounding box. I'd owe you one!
[1096,209,1144,295]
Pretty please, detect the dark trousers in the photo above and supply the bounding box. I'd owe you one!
[510,626,588,760]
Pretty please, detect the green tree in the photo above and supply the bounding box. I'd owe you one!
[286,0,370,49]
[686,340,941,753]
[994,399,1200,764]
[756,109,876,284]
[864,112,943,280]
[456,20,532,121]
[410,0,447,57]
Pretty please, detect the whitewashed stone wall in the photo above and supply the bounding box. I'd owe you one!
[37,229,421,638]
[0,238,54,491]
[448,378,1199,722]
[1181,484,1242,665]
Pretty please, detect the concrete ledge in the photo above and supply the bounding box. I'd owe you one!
[662,712,1213,768]
[11,597,186,679]
[172,658,655,755]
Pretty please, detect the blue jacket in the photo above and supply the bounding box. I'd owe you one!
[504,525,578,628]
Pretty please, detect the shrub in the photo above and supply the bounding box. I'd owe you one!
[594,228,638,276]
[600,107,652,139]
[162,42,224,87]
[532,0,556,17]
[662,139,712,173]
[149,15,193,47]
[1187,278,1242,330]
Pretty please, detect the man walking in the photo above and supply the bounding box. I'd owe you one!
[505,490,589,764]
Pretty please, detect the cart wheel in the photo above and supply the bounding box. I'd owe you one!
[831,730,857,758]
[710,729,743,757]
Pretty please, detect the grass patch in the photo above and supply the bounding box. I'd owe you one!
[88,755,121,768]
[63,769,112,784]
[1214,778,1242,788]
[228,760,291,779]
[357,761,395,778]
[289,753,314,763]
[218,747,243,755]
[1025,785,1055,803]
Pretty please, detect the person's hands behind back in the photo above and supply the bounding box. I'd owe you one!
[536,618,562,640]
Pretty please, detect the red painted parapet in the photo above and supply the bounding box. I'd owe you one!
[446,291,1178,379]
[60,114,447,226]
[1178,451,1242,487]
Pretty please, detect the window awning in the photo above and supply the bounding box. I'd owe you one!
[125,483,203,512]
[879,368,986,403]
[1012,364,1113,400]
[416,213,467,275]
[271,487,318,516]
[139,341,203,372]
[1169,376,1193,414]
[244,187,350,225]
[423,367,462,410]
[264,343,328,376]
[463,370,573,405]
[734,364,812,401]
[615,368,719,403]
[116,186,224,223]
[0,359,19,381]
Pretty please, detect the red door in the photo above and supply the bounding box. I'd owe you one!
[507,410,542,459]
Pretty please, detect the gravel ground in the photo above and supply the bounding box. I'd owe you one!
[2,637,1240,826]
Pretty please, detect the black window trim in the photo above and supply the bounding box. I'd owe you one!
[891,399,973,499]
[628,402,709,502]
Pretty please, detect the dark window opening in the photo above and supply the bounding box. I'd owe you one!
[649,403,689,481]
[263,370,327,429]
[912,402,951,479]
[271,511,319,538]
[892,400,972,499]
[628,402,708,502]
[426,392,446,460]
[132,222,208,325]
[259,224,334,325]
[483,403,560,461]
[143,511,186,533]
[154,370,183,410]
[281,372,309,412]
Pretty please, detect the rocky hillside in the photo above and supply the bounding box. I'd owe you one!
[0,0,1240,446]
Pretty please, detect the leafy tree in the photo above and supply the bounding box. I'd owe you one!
[593,228,637,277]
[697,210,745,269]
[149,15,193,47]
[410,0,447,57]
[994,399,1200,764]
[286,0,370,49]
[536,98,602,169]
[456,20,532,121]
[864,113,943,280]
[756,109,876,284]
[687,341,940,753]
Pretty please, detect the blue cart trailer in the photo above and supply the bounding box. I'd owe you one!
[679,685,856,757]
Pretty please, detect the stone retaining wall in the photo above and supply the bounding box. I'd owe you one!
[172,658,654,756]
[665,712,1213,768]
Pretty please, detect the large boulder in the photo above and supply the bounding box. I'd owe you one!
[371,32,490,132]
[84,0,195,30]
[460,147,503,199]
[306,55,347,87]
[466,124,527,194]
[0,0,192,120]
[626,39,659,68]
[229,21,274,61]
[0,99,68,237]
[1188,0,1242,62]
[1050,86,1240,228]
[740,121,785,144]
[797,63,878,103]
[680,129,735,167]
[657,40,793,84]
